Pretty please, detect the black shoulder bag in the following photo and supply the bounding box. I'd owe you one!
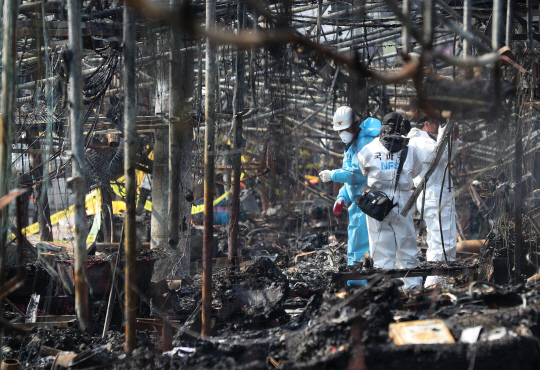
[355,146,409,221]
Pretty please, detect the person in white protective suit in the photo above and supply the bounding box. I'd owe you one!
[318,106,381,286]
[357,112,424,289]
[407,116,459,287]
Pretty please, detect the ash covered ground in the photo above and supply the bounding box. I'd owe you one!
[4,223,540,370]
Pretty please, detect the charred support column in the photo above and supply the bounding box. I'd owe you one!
[169,0,182,251]
[67,0,89,331]
[165,0,194,279]
[0,0,19,327]
[228,3,245,266]
[123,4,137,353]
[202,0,217,337]
[150,128,169,254]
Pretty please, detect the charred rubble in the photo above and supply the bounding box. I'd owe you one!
[3,225,540,369]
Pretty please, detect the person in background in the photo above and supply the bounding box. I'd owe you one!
[319,106,381,285]
[357,112,423,289]
[407,116,459,287]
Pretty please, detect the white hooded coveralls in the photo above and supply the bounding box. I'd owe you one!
[358,138,424,288]
[407,128,459,286]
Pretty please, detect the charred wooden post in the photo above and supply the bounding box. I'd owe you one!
[123,4,138,354]
[67,0,89,332]
[228,2,246,266]
[202,0,217,337]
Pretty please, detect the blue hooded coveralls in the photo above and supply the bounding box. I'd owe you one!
[331,118,381,285]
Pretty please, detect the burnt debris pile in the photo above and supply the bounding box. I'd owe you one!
[4,233,540,369]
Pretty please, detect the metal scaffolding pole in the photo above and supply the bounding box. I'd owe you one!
[493,0,502,49]
[515,113,523,282]
[0,0,19,333]
[67,0,89,331]
[169,0,182,250]
[506,0,513,48]
[526,0,533,48]
[202,0,217,337]
[228,2,245,266]
[123,4,137,354]
[402,0,410,55]
[463,0,471,57]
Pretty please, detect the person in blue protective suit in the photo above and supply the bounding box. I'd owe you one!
[319,106,381,285]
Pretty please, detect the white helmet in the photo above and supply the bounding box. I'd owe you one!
[332,106,355,131]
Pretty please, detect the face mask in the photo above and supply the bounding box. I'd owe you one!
[339,131,355,144]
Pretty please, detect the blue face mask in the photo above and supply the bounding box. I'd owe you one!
[339,131,355,144]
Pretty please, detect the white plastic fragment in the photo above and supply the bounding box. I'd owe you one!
[163,347,195,357]
[460,326,482,344]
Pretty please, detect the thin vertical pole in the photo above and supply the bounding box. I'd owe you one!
[506,0,513,48]
[0,0,18,302]
[202,0,217,337]
[197,42,204,114]
[228,2,245,266]
[493,0,502,118]
[515,115,523,282]
[463,0,471,57]
[169,0,182,250]
[67,0,89,331]
[423,0,433,51]
[526,0,533,49]
[493,0,502,50]
[402,0,410,55]
[123,4,137,354]
[317,0,322,44]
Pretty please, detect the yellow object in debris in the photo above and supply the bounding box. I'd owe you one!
[389,319,455,345]
[110,172,246,214]
[8,189,101,241]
